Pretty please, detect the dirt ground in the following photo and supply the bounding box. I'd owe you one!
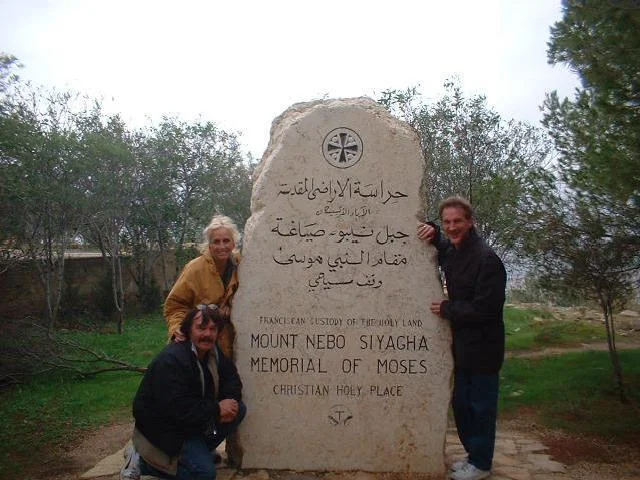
[25,411,640,480]
[500,411,640,480]
[30,422,133,480]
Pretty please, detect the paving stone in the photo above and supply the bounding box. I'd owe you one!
[325,473,378,480]
[492,451,522,467]
[494,438,518,455]
[493,465,532,480]
[218,469,239,480]
[446,433,460,443]
[525,454,566,473]
[519,442,548,453]
[446,444,467,454]
[496,431,527,440]
[516,439,545,446]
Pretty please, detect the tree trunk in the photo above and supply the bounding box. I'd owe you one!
[158,240,169,297]
[41,259,54,335]
[601,297,626,403]
[110,226,125,334]
[52,235,67,325]
[41,225,56,333]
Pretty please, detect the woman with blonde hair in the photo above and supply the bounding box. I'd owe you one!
[164,215,241,359]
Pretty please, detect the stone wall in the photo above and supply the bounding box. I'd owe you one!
[0,253,179,320]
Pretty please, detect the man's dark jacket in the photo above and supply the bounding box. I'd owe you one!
[133,340,242,456]
[430,225,506,373]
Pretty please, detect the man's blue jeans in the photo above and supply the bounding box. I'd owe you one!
[140,401,246,480]
[452,369,499,471]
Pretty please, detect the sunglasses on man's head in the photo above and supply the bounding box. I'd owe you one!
[197,304,219,312]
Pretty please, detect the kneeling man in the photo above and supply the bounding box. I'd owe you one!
[132,305,246,479]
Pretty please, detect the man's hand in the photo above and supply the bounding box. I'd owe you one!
[417,223,436,243]
[430,301,444,317]
[219,398,239,423]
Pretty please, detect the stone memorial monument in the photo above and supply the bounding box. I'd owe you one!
[232,98,452,476]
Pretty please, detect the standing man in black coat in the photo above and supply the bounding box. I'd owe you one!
[417,196,506,480]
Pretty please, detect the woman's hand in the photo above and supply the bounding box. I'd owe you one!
[173,330,186,342]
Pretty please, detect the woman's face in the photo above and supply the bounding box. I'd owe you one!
[208,227,235,264]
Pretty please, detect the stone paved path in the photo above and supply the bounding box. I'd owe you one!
[81,427,569,480]
[446,429,566,480]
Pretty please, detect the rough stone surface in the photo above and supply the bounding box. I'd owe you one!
[232,98,452,474]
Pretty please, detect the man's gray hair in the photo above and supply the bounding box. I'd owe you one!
[438,196,475,220]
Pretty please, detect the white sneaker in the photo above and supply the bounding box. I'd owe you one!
[120,443,141,480]
[449,461,491,480]
[450,458,468,471]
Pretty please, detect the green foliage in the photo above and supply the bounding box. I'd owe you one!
[520,190,637,400]
[378,80,554,254]
[0,52,21,114]
[500,350,640,439]
[547,0,640,207]
[0,52,254,324]
[140,116,253,243]
[544,0,640,227]
[520,4,640,401]
[0,85,90,327]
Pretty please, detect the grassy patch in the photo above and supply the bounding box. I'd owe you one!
[500,349,640,441]
[0,313,167,478]
[504,305,605,351]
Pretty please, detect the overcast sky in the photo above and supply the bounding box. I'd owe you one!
[1,0,579,159]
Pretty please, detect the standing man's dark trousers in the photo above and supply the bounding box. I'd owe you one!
[452,368,499,472]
